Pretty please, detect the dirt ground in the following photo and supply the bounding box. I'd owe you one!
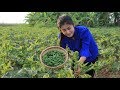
[94,68,120,78]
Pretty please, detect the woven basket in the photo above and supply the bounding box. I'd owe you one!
[40,46,68,69]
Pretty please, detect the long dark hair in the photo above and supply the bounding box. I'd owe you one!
[57,14,74,46]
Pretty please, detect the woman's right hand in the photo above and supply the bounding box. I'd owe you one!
[74,66,81,78]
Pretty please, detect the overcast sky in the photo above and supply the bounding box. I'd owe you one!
[0,12,29,24]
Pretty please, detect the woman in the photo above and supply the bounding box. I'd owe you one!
[57,14,99,78]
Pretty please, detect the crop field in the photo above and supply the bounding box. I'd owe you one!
[0,24,120,78]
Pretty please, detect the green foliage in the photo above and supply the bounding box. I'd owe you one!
[25,12,120,27]
[0,25,120,78]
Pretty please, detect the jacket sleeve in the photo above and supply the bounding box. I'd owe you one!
[60,39,66,49]
[58,33,66,49]
[79,27,92,58]
[58,33,61,39]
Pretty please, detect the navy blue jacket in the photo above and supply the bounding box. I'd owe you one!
[59,25,99,63]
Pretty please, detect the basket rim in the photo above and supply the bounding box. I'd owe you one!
[40,46,68,69]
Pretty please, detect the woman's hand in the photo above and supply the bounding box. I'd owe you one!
[74,65,81,77]
[74,56,86,78]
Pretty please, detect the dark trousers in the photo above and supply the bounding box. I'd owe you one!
[72,57,98,78]
[85,69,95,78]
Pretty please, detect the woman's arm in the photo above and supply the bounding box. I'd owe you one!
[58,33,66,49]
[74,26,92,77]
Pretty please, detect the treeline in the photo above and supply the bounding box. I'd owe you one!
[25,12,120,27]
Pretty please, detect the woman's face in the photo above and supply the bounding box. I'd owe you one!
[60,23,75,37]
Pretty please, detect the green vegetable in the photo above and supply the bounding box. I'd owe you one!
[42,50,65,67]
